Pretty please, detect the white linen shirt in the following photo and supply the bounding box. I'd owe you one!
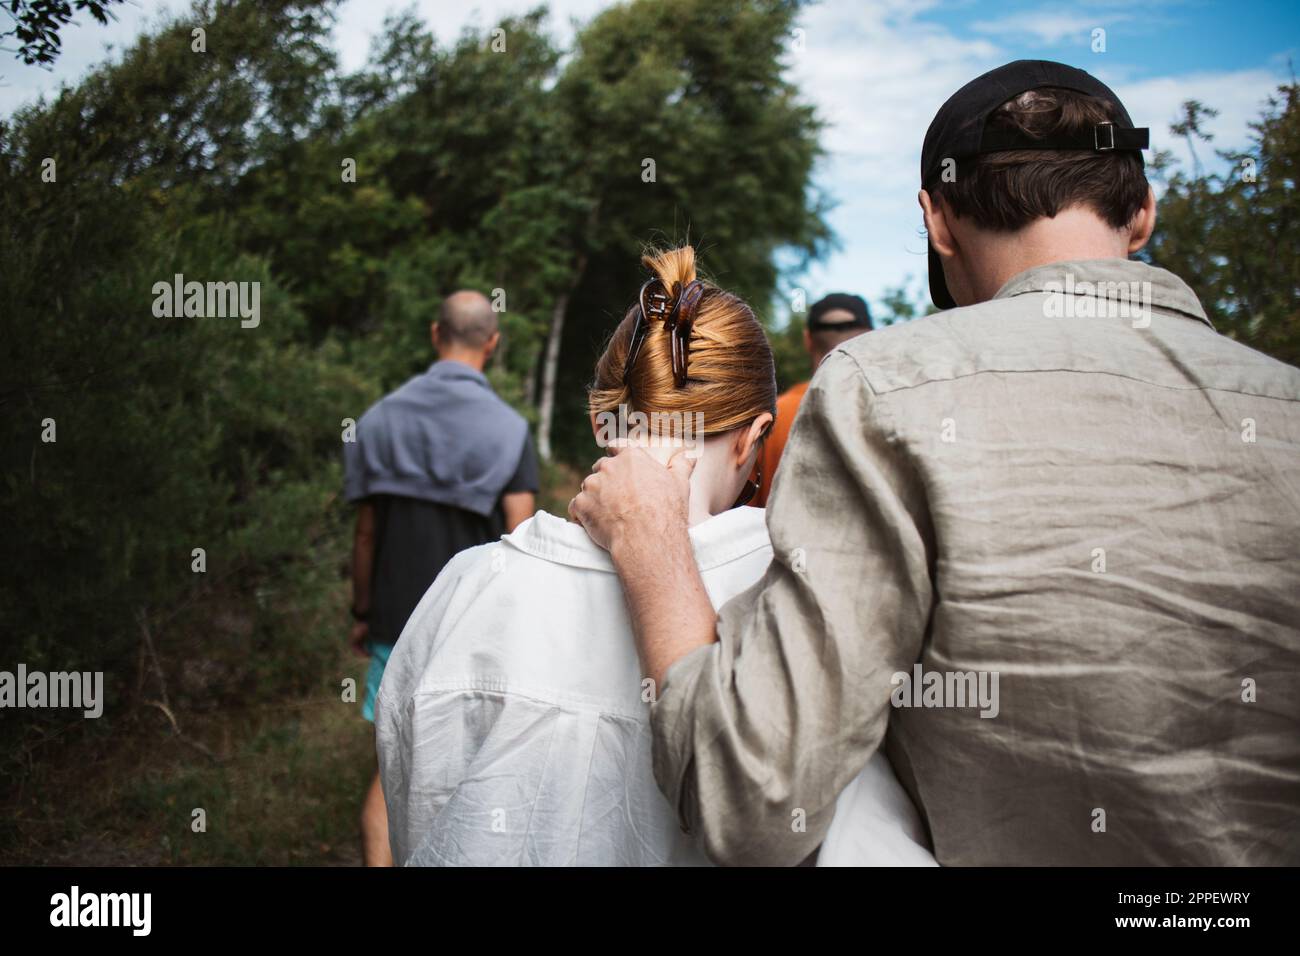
[376,505,934,866]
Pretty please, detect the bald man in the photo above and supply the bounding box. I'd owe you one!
[342,290,538,865]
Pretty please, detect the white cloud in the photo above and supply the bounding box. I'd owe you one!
[1102,67,1282,171]
[783,1,1005,309]
[786,3,1284,315]
[972,11,1127,47]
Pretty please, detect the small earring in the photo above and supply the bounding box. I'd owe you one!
[732,463,762,509]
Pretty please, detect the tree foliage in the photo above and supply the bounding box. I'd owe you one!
[1,0,127,67]
[1146,84,1300,366]
[0,0,829,762]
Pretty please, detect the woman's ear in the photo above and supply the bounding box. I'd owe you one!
[590,409,617,454]
[735,413,775,466]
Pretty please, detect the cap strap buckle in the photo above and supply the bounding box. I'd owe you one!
[1094,122,1116,151]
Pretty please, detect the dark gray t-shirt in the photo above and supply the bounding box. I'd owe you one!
[343,361,539,647]
[367,432,539,646]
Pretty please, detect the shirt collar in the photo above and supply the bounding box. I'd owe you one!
[427,359,490,386]
[504,506,770,573]
[993,257,1214,329]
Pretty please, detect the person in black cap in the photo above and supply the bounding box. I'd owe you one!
[569,60,1300,866]
[918,59,1153,309]
[753,293,872,506]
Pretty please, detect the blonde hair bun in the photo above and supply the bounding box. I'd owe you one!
[589,245,776,439]
[641,245,697,293]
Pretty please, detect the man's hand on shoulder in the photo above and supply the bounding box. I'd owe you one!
[568,445,694,556]
[568,444,713,688]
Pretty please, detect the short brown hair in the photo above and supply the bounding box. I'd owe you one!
[929,87,1148,232]
[589,246,776,438]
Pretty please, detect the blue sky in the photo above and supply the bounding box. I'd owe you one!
[3,0,1296,317]
[941,0,1297,78]
[780,0,1299,316]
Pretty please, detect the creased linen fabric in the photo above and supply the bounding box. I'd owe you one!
[652,258,1300,866]
[376,506,935,866]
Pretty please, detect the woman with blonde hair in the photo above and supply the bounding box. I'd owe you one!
[375,246,933,866]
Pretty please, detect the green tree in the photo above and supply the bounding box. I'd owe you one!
[0,0,357,752]
[534,0,830,460]
[0,0,833,777]
[1145,85,1300,366]
[1,0,127,66]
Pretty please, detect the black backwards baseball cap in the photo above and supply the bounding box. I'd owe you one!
[921,60,1150,310]
[808,292,872,331]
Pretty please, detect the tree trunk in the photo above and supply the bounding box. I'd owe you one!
[537,246,594,461]
[537,288,571,462]
[537,204,599,461]
[524,343,540,408]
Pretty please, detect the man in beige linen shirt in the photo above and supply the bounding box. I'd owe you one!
[570,61,1300,866]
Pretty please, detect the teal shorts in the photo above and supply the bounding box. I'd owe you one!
[362,642,395,723]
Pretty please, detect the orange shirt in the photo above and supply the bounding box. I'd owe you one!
[754,381,809,507]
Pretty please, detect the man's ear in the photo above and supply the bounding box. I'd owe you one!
[1127,186,1157,254]
[483,330,501,360]
[430,322,441,351]
[802,326,814,358]
[919,188,958,259]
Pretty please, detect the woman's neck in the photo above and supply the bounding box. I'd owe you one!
[686,477,717,527]
[626,442,729,527]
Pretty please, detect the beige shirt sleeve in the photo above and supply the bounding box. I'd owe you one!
[650,349,936,865]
